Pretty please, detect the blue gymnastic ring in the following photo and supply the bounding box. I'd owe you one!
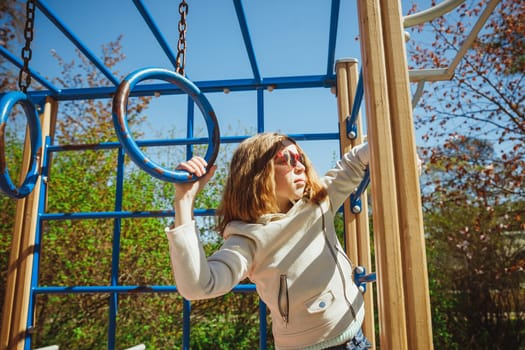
[0,91,42,199]
[112,67,220,183]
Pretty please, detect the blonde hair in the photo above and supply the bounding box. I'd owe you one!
[216,132,327,234]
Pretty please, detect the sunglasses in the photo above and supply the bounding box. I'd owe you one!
[274,150,305,168]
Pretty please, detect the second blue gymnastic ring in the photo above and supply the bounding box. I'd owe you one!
[112,67,220,183]
[0,91,42,199]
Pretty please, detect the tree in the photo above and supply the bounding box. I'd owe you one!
[422,137,524,349]
[407,0,524,199]
[405,0,524,347]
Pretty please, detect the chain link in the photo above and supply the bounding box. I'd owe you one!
[175,0,188,76]
[18,0,36,93]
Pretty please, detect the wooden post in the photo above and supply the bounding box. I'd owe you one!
[1,97,57,350]
[335,58,376,349]
[355,0,409,348]
[379,0,435,348]
[336,58,359,266]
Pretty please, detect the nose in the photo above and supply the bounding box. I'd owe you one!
[294,161,306,172]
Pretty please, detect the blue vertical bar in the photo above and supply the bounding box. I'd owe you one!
[107,147,126,350]
[259,300,267,350]
[182,299,191,349]
[186,96,195,159]
[326,0,341,76]
[257,88,267,348]
[257,89,264,133]
[182,92,195,349]
[24,136,52,350]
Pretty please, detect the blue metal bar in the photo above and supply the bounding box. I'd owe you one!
[257,89,264,132]
[107,147,126,349]
[21,74,336,101]
[36,0,119,86]
[353,266,376,293]
[182,299,191,350]
[0,45,60,94]
[186,95,195,159]
[132,0,179,69]
[24,136,52,350]
[349,167,370,214]
[40,209,212,221]
[259,300,267,350]
[33,284,257,294]
[256,88,267,348]
[44,133,340,153]
[345,69,364,139]
[233,0,261,82]
[326,0,341,76]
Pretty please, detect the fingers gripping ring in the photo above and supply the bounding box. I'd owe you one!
[0,91,42,199]
[112,68,220,183]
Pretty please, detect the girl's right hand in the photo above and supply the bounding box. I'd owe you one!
[174,156,216,203]
[172,157,216,228]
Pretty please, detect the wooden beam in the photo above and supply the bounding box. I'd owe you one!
[336,58,377,349]
[379,0,434,348]
[336,58,359,266]
[356,0,408,347]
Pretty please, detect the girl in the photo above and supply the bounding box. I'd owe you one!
[166,132,371,349]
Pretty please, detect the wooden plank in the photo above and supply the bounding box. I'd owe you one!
[355,0,409,348]
[379,0,435,348]
[1,98,58,350]
[344,59,377,349]
[1,161,29,350]
[336,59,359,266]
[336,59,376,348]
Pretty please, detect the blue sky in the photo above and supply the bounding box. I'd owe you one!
[8,0,440,175]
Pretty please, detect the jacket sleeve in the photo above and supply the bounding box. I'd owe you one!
[165,221,255,300]
[322,145,368,212]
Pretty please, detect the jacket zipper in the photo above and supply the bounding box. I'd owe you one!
[278,274,289,326]
[334,244,354,271]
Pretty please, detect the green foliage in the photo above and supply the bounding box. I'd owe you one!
[422,138,525,349]
[189,293,265,349]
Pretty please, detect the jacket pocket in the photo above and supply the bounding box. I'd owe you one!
[278,274,289,324]
[304,290,335,314]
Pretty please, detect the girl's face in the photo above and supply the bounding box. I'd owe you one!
[273,141,307,212]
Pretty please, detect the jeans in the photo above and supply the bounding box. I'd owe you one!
[323,329,372,350]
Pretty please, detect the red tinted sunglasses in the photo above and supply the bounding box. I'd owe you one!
[275,150,305,168]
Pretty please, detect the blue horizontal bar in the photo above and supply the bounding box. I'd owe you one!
[40,209,214,221]
[33,284,257,294]
[46,133,340,152]
[23,74,336,102]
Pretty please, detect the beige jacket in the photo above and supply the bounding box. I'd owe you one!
[166,147,368,349]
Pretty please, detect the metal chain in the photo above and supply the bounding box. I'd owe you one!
[18,0,36,93]
[175,0,188,76]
